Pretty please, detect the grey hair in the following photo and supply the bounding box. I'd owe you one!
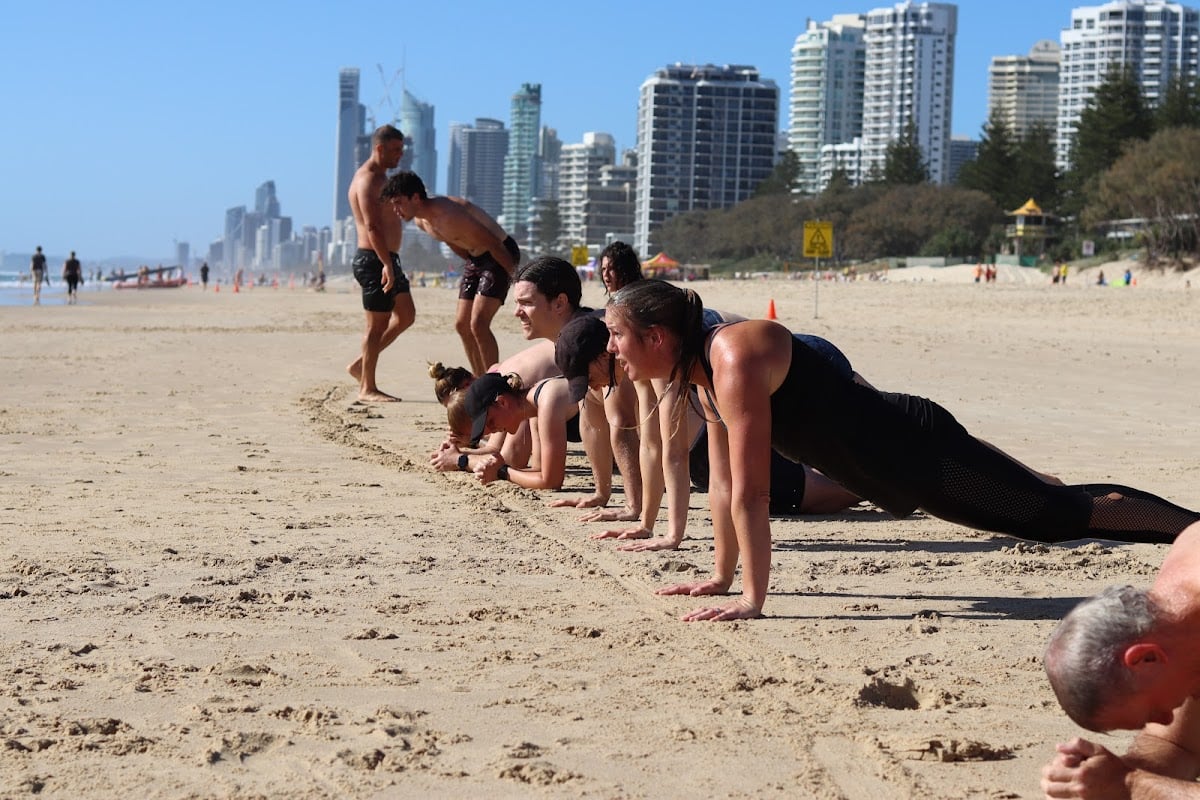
[1043,585,1160,730]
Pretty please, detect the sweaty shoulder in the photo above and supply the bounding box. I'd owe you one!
[708,320,793,388]
[711,319,788,351]
[498,341,557,384]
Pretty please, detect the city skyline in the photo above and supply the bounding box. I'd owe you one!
[4,0,1106,260]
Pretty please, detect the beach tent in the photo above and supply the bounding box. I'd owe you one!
[643,252,680,269]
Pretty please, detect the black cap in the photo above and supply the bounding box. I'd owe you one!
[555,313,611,403]
[462,372,511,444]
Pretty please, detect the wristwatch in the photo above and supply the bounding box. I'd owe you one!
[457,453,469,471]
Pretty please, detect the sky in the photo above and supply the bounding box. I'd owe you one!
[1,0,1087,262]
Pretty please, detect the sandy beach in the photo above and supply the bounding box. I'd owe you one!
[2,268,1197,798]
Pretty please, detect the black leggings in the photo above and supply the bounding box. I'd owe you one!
[912,405,1197,544]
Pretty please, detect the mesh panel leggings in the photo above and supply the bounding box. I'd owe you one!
[1079,484,1199,545]
[918,444,1199,544]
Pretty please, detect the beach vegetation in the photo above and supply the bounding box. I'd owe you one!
[1063,64,1155,218]
[657,182,996,268]
[881,119,930,186]
[958,115,1059,214]
[1084,127,1200,265]
[754,150,802,197]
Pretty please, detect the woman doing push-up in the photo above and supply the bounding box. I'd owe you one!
[603,279,1199,622]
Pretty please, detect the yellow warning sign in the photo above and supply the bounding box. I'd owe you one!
[803,221,833,259]
[570,245,590,266]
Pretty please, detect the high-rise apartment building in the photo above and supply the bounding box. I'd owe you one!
[522,127,563,255]
[255,180,280,218]
[789,14,867,194]
[224,206,246,270]
[536,126,563,204]
[558,133,617,248]
[818,138,866,187]
[1056,0,1200,168]
[447,123,466,200]
[989,41,1061,140]
[861,2,957,184]
[333,68,366,226]
[400,89,437,194]
[634,64,779,255]
[586,154,638,248]
[448,118,508,221]
[502,83,542,240]
[948,135,980,183]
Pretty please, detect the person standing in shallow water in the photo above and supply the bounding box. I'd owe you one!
[345,125,414,403]
[30,246,47,305]
[62,251,82,304]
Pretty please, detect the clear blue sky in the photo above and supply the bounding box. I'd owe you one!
[1,0,1083,261]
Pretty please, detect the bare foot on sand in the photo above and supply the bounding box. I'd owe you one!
[347,359,363,382]
[357,390,402,404]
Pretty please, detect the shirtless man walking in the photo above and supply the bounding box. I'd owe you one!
[346,125,414,402]
[381,171,519,376]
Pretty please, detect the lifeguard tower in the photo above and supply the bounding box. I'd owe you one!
[1005,198,1057,262]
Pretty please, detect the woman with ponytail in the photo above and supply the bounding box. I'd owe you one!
[605,279,1198,622]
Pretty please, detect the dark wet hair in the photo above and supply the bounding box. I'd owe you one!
[381,171,428,202]
[372,124,404,147]
[514,255,582,310]
[607,280,705,404]
[428,361,474,406]
[599,241,643,293]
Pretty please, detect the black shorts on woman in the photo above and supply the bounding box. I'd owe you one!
[352,249,410,312]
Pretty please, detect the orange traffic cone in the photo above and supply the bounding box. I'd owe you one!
[766,299,777,320]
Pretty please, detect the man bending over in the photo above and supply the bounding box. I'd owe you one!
[382,171,519,376]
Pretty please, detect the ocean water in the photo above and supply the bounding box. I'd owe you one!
[0,271,101,306]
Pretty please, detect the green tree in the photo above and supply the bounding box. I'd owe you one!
[754,149,801,197]
[535,201,562,255]
[956,109,1018,206]
[821,166,854,198]
[1155,74,1200,130]
[842,185,997,260]
[1011,121,1060,212]
[1083,127,1200,263]
[883,119,929,186]
[1066,64,1154,214]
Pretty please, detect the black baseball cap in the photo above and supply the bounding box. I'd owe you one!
[462,372,511,444]
[555,313,612,403]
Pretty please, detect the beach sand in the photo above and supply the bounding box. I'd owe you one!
[1,268,1196,798]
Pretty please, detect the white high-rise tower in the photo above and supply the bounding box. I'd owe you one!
[1056,1,1200,169]
[860,2,957,184]
[789,14,867,194]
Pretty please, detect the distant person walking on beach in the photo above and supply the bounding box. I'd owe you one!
[62,251,82,304]
[200,262,210,290]
[345,125,413,403]
[382,171,520,377]
[30,246,47,305]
